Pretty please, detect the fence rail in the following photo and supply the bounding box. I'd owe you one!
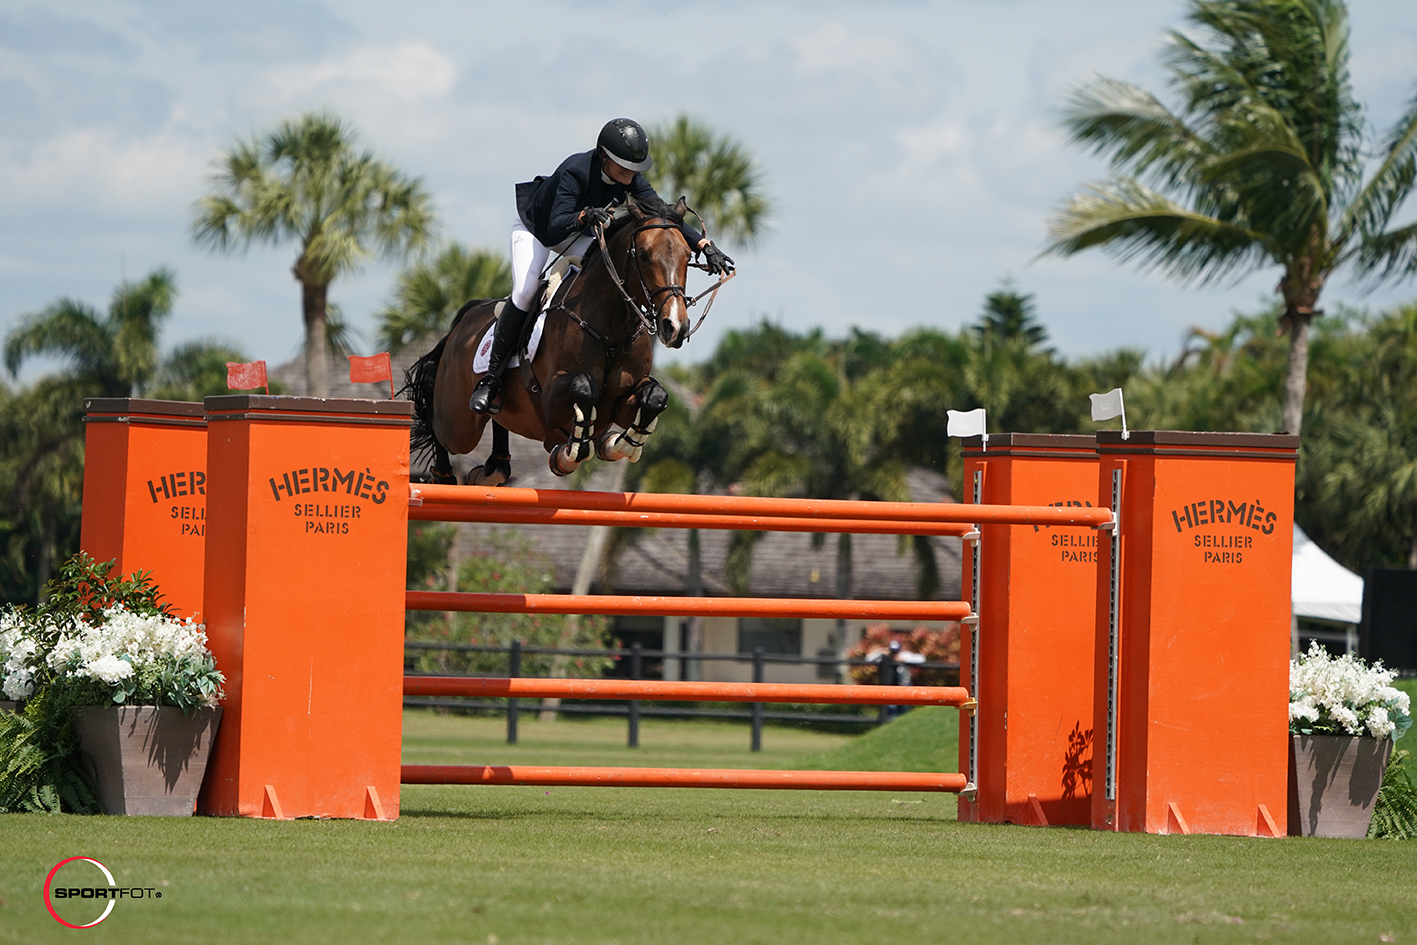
[404,641,961,750]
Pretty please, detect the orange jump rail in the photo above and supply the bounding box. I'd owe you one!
[406,592,973,622]
[403,676,972,707]
[401,765,967,792]
[409,484,1115,528]
[410,505,973,537]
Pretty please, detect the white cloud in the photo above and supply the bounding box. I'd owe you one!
[254,41,456,107]
[0,127,207,217]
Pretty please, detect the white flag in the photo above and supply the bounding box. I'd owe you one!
[1089,388,1129,438]
[947,408,988,446]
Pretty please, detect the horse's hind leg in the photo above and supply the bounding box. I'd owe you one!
[596,376,669,463]
[468,422,513,487]
[429,442,458,485]
[548,373,599,477]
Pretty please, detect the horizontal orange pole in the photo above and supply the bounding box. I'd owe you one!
[411,504,972,537]
[406,591,973,622]
[403,675,971,706]
[408,484,1113,528]
[401,765,967,792]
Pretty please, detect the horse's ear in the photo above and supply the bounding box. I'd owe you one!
[625,194,642,217]
[674,196,688,217]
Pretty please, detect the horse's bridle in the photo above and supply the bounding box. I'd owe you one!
[593,212,735,343]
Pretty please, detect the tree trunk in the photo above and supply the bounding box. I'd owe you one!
[834,531,853,682]
[1409,537,1417,571]
[445,523,463,639]
[1282,314,1310,437]
[684,529,703,682]
[303,279,330,398]
[540,463,628,720]
[35,512,56,605]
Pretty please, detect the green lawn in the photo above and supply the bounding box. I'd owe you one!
[1,709,1413,944]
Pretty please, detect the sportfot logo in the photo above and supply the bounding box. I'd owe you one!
[43,857,162,928]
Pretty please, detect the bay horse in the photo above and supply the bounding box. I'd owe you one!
[404,195,699,484]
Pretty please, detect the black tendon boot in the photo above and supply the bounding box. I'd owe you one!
[468,301,531,415]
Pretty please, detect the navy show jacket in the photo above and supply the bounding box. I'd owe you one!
[515,149,704,249]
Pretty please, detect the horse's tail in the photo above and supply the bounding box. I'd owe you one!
[400,300,479,466]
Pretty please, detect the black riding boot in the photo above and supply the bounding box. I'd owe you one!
[468,301,531,415]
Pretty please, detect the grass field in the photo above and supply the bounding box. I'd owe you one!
[1,706,1414,944]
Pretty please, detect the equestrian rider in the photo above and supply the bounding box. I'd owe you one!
[468,118,736,415]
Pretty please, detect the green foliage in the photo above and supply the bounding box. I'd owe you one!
[405,530,611,678]
[1369,748,1417,840]
[39,551,172,627]
[644,113,770,247]
[0,687,97,814]
[378,243,512,354]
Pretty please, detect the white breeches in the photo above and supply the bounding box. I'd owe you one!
[510,219,592,312]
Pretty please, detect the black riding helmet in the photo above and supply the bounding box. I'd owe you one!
[598,118,654,173]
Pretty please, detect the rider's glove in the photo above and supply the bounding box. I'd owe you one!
[702,242,735,276]
[580,206,613,230]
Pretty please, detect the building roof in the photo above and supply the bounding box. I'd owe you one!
[272,344,958,606]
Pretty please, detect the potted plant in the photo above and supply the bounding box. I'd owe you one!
[1,607,38,713]
[0,554,224,816]
[1288,642,1412,838]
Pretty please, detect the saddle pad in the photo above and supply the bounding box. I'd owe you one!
[473,304,546,375]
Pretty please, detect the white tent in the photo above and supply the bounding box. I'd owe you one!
[1292,524,1365,654]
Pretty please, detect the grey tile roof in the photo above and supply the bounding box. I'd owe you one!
[276,343,963,603]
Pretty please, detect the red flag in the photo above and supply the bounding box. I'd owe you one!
[226,360,268,392]
[349,353,394,398]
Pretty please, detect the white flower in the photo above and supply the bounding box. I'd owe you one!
[85,654,134,685]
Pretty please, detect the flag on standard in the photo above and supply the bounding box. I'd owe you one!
[947,408,988,449]
[226,360,268,393]
[1089,388,1128,438]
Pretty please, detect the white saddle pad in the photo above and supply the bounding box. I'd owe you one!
[473,306,546,375]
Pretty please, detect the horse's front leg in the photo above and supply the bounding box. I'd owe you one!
[544,371,600,477]
[595,376,669,464]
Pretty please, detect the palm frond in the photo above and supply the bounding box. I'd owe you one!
[1044,178,1270,283]
[1342,82,1417,248]
[3,300,112,380]
[1062,78,1213,190]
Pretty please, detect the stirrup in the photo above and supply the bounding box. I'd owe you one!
[468,374,503,416]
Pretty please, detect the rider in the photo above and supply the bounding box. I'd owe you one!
[468,118,736,415]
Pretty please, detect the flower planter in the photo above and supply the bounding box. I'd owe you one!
[0,701,19,714]
[1287,734,1392,838]
[72,705,222,816]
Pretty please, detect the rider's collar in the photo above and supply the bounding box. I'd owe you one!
[601,169,616,185]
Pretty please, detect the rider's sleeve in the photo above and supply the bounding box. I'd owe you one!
[544,163,592,246]
[632,175,706,248]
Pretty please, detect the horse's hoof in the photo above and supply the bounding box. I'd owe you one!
[430,469,458,486]
[467,464,508,487]
[484,454,512,482]
[549,449,577,477]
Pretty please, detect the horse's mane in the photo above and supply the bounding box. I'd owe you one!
[604,194,684,237]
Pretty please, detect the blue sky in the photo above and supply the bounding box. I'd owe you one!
[2,0,1415,380]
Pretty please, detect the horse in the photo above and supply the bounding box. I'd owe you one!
[404,195,701,485]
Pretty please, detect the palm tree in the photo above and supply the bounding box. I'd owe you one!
[1045,0,1417,435]
[192,112,437,395]
[645,114,771,247]
[2,271,251,602]
[377,243,512,355]
[4,269,177,397]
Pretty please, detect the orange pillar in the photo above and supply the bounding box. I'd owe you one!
[1092,431,1297,836]
[958,434,1099,826]
[80,398,208,618]
[198,396,412,819]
